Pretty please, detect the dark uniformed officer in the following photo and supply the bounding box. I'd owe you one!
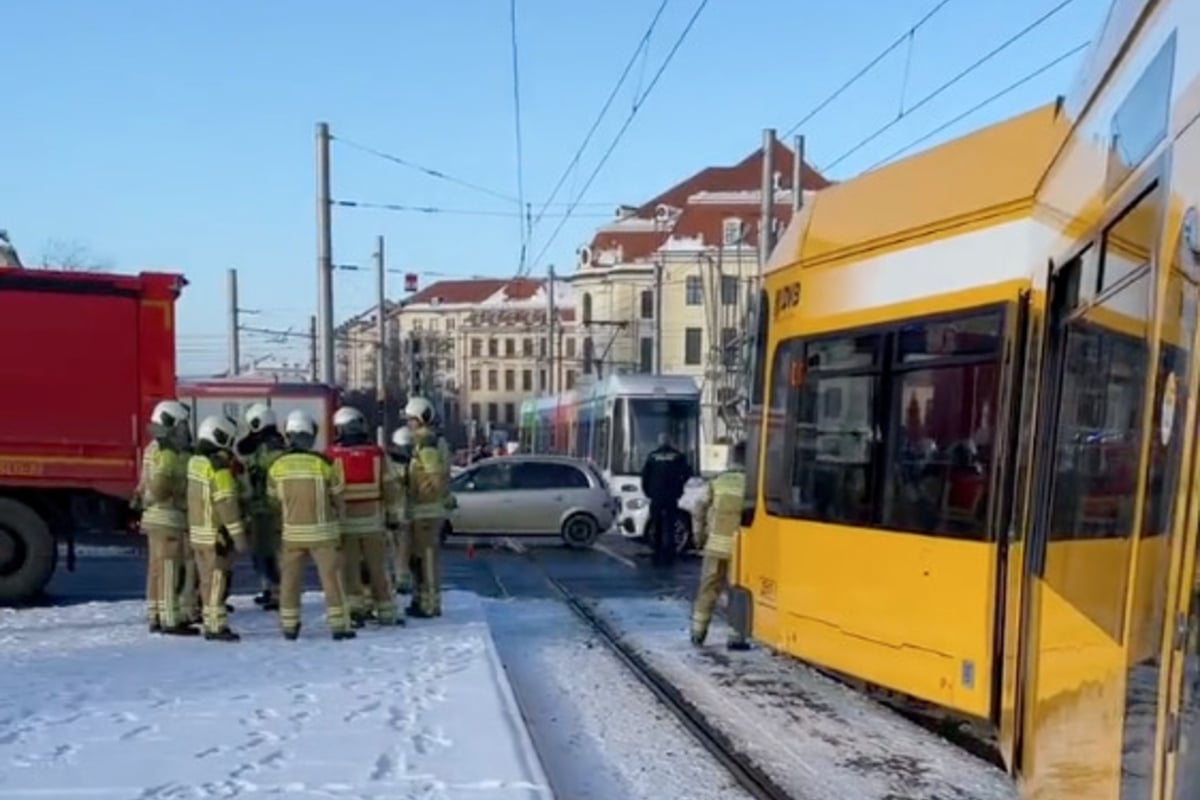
[640,432,692,566]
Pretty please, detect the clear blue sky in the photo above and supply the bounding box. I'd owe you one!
[1,0,1109,374]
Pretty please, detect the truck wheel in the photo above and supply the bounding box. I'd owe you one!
[0,498,56,604]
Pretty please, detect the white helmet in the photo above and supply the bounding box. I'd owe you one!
[197,415,238,450]
[391,427,414,448]
[405,396,434,425]
[333,406,366,429]
[285,409,317,438]
[151,400,190,428]
[244,402,277,433]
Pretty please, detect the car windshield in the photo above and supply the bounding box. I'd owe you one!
[612,397,700,475]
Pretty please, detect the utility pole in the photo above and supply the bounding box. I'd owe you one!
[759,128,777,279]
[793,134,805,213]
[375,235,387,444]
[309,315,318,382]
[653,259,664,373]
[315,121,335,385]
[227,268,240,376]
[546,264,557,394]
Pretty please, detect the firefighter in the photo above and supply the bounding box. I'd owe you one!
[327,406,401,626]
[237,402,285,610]
[136,399,197,636]
[404,396,455,618]
[269,409,355,640]
[174,422,203,626]
[690,441,749,650]
[640,432,693,566]
[388,426,415,596]
[186,415,247,642]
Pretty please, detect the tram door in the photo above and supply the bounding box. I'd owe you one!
[1162,209,1200,800]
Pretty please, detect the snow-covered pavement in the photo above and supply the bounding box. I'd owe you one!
[0,591,548,800]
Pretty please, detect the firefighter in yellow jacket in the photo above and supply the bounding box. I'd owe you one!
[136,399,198,636]
[269,409,356,640]
[388,426,416,595]
[404,396,455,618]
[690,441,749,649]
[186,415,248,642]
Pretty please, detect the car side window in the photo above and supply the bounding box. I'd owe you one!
[554,465,590,488]
[511,462,590,490]
[466,464,511,491]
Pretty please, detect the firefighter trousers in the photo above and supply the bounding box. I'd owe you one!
[691,553,742,642]
[410,519,443,616]
[193,545,234,634]
[178,538,200,623]
[391,523,412,592]
[279,540,350,634]
[144,526,187,628]
[342,535,397,622]
[248,512,281,592]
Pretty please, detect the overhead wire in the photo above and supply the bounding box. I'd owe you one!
[333,136,517,203]
[823,0,1083,172]
[865,40,1089,172]
[528,0,710,273]
[528,0,671,241]
[509,0,529,273]
[332,199,611,218]
[781,0,960,139]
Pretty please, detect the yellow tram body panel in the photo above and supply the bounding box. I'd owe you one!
[735,2,1200,798]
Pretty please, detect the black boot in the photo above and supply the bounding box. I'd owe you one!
[332,629,357,641]
[162,623,201,637]
[204,628,241,642]
[149,620,162,634]
[283,627,300,641]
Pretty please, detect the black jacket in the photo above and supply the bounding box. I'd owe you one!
[640,444,692,504]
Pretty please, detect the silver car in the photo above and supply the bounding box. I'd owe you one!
[447,455,618,547]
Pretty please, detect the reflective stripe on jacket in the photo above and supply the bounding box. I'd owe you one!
[267,451,345,543]
[702,470,745,559]
[186,454,246,547]
[326,444,401,536]
[139,441,189,531]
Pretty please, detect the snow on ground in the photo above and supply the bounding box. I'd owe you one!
[0,590,549,800]
[590,596,1019,800]
[486,598,755,800]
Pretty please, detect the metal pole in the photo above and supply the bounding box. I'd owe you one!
[309,315,318,381]
[546,264,556,395]
[793,134,805,213]
[759,128,777,278]
[375,235,387,445]
[227,268,240,376]
[316,122,334,385]
[653,260,664,373]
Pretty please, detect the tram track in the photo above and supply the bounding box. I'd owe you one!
[501,538,795,800]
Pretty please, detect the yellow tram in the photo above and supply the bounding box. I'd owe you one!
[729,1,1200,797]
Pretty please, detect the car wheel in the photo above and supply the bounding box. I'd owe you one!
[561,513,600,549]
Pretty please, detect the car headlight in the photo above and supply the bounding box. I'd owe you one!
[626,497,647,510]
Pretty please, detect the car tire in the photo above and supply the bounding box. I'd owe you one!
[0,497,56,604]
[561,513,600,549]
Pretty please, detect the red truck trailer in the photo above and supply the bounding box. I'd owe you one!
[0,268,186,603]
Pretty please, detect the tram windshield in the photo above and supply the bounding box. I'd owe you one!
[612,397,700,475]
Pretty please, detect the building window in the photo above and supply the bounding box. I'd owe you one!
[470,402,481,421]
[487,402,498,423]
[522,337,533,357]
[447,318,456,332]
[487,369,498,390]
[723,218,743,246]
[721,275,739,306]
[640,337,654,373]
[582,337,595,374]
[684,328,703,365]
[488,338,499,357]
[429,318,439,331]
[539,337,547,358]
[505,369,515,391]
[566,338,576,358]
[469,369,481,391]
[539,369,547,391]
[566,369,577,390]
[640,290,654,319]
[504,403,516,425]
[685,276,702,306]
[505,338,516,357]
[582,293,593,325]
[721,327,738,365]
[522,369,533,391]
[471,338,483,357]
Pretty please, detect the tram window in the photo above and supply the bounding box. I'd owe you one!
[743,290,770,525]
[882,362,999,539]
[765,338,803,514]
[1099,186,1159,292]
[1048,269,1151,542]
[806,334,878,370]
[896,310,1003,364]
